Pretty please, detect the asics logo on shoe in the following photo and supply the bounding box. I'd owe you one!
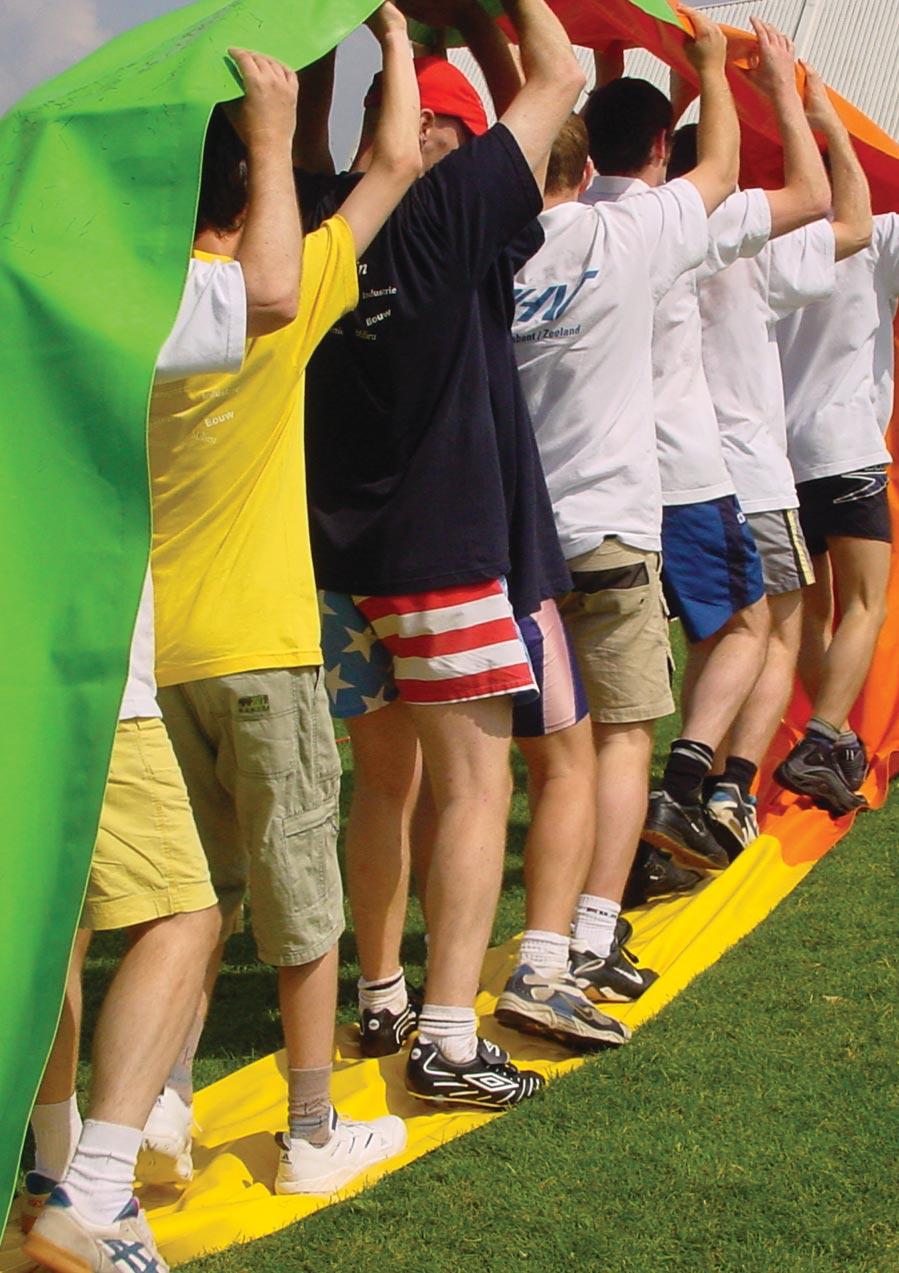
[103,1239,161,1272]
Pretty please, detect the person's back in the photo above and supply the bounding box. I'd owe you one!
[777,214,898,484]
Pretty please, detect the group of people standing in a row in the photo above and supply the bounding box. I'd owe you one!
[17,3,898,1271]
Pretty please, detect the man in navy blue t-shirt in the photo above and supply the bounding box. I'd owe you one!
[297,0,593,1107]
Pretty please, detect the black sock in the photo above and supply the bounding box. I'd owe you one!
[662,739,715,805]
[702,773,725,802]
[722,755,758,800]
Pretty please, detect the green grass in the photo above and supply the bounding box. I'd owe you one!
[54,630,899,1272]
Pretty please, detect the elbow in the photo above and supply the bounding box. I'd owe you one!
[375,146,424,188]
[850,215,874,253]
[247,293,299,337]
[562,58,588,101]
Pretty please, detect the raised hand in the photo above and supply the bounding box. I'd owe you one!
[749,17,797,99]
[226,49,298,147]
[802,64,839,133]
[680,5,728,75]
[367,1,411,42]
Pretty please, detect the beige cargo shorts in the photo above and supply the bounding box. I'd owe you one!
[158,666,344,966]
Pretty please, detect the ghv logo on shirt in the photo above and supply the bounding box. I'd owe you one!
[513,269,599,325]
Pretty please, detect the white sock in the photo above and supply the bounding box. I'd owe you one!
[571,894,621,959]
[357,968,408,1017]
[30,1095,82,1181]
[60,1119,142,1226]
[518,930,570,978]
[417,1004,478,1064]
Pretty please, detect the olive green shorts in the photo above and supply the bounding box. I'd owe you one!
[559,538,675,725]
[158,667,344,967]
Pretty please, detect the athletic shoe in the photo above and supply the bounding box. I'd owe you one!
[22,1186,169,1273]
[642,789,729,871]
[833,735,868,792]
[20,1170,55,1234]
[569,920,659,1003]
[621,842,702,907]
[495,965,630,1048]
[359,984,422,1058]
[406,1036,544,1108]
[774,738,868,817]
[705,782,760,861]
[137,1086,194,1185]
[274,1107,407,1196]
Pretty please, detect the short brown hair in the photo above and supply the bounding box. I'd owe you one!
[546,114,589,196]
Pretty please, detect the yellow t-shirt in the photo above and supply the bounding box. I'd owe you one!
[150,215,358,687]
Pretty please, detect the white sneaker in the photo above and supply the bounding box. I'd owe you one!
[137,1087,194,1185]
[274,1108,407,1196]
[23,1186,169,1272]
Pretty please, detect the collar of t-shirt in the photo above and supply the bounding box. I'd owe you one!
[582,173,650,204]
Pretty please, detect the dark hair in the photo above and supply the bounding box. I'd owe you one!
[195,106,248,234]
[668,123,698,180]
[546,114,590,195]
[581,77,673,176]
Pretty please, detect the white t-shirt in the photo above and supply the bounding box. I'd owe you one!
[699,220,836,514]
[512,177,708,557]
[638,187,772,506]
[777,212,899,483]
[119,258,246,720]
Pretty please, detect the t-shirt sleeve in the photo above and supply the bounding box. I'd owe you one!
[699,188,772,281]
[766,219,836,321]
[873,212,899,300]
[292,214,360,368]
[154,258,247,382]
[403,123,543,287]
[625,178,709,302]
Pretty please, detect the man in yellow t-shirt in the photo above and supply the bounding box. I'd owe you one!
[149,2,422,1197]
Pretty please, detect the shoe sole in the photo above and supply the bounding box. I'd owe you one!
[495,1000,629,1048]
[642,825,727,872]
[403,1084,542,1110]
[774,762,867,816]
[22,1233,92,1273]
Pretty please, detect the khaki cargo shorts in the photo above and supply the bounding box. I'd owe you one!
[85,717,217,931]
[158,666,344,967]
[559,538,675,725]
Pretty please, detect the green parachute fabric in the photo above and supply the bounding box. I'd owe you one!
[0,0,378,1227]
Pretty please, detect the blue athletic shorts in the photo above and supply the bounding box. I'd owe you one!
[661,495,765,643]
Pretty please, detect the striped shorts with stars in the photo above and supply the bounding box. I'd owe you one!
[319,581,538,719]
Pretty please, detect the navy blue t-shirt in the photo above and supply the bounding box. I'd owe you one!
[300,123,570,616]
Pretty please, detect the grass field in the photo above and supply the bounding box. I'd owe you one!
[61,642,899,1273]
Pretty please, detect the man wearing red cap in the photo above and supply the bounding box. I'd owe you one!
[296,0,593,1106]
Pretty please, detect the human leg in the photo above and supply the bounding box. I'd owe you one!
[813,536,891,727]
[796,555,833,705]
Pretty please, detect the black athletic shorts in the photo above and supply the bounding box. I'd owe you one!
[796,466,892,558]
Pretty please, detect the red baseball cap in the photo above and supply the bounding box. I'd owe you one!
[364,55,489,137]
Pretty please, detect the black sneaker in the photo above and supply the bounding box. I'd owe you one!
[774,738,868,817]
[405,1037,544,1108]
[359,985,422,1058]
[569,923,658,1003]
[833,735,868,792]
[622,842,702,907]
[705,782,759,861]
[642,789,729,871]
[495,965,630,1048]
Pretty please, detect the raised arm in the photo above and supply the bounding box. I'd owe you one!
[400,0,523,116]
[749,19,831,238]
[679,7,739,215]
[497,0,586,179]
[594,43,625,90]
[294,49,336,174]
[803,66,873,262]
[226,49,302,334]
[339,3,423,256]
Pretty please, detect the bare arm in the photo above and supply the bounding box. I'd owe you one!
[339,3,423,256]
[680,7,739,215]
[497,0,585,181]
[669,68,697,123]
[226,49,302,334]
[749,19,830,238]
[804,66,872,261]
[400,0,523,115]
[294,49,336,174]
[594,42,625,89]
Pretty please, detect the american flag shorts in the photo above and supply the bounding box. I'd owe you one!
[320,580,538,717]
